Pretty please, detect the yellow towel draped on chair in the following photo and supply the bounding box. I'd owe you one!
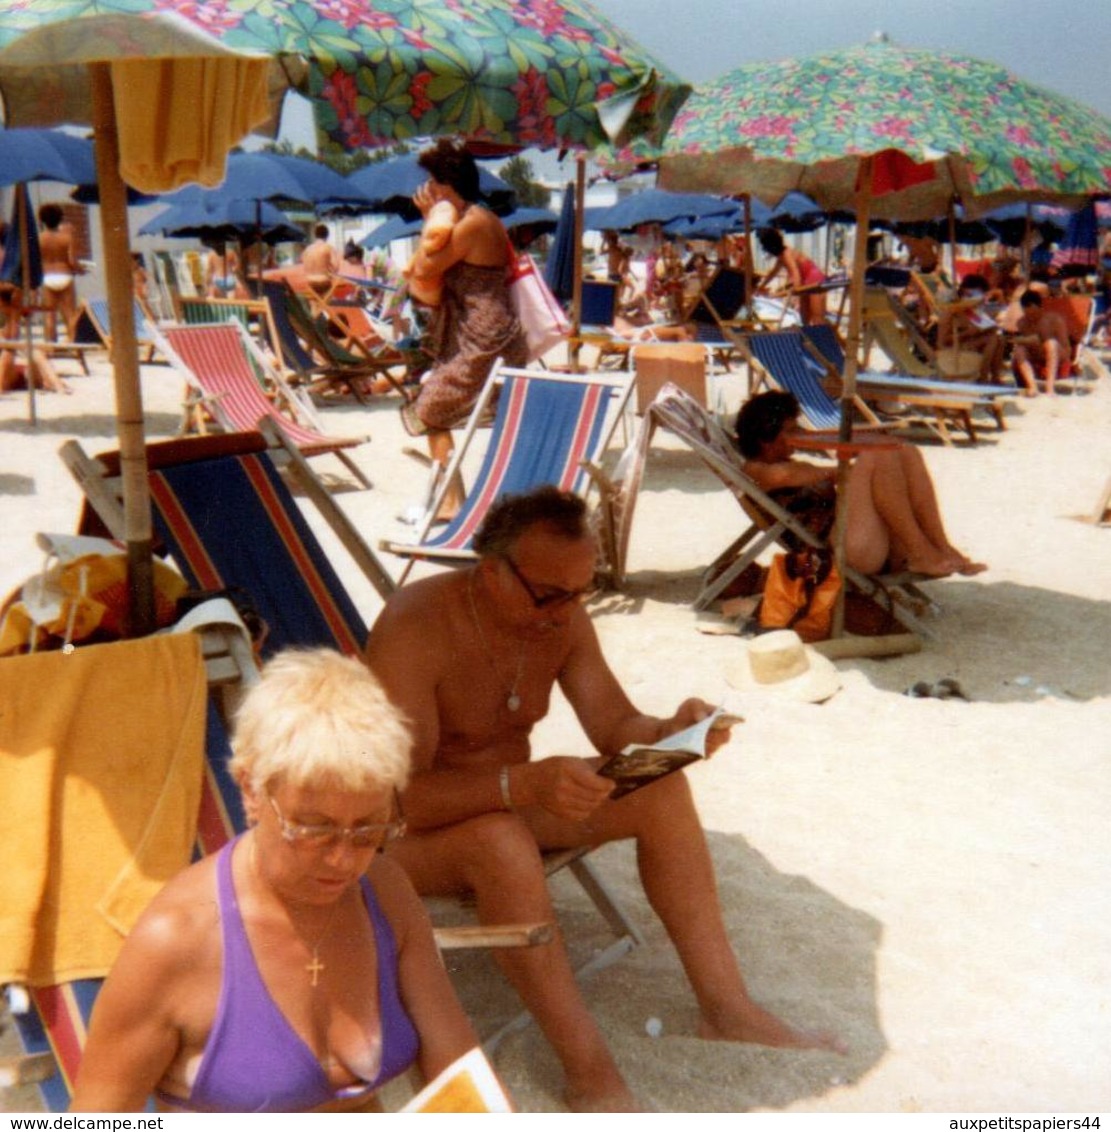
[0,634,207,986]
[110,56,273,193]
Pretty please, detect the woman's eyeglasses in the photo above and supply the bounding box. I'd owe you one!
[268,791,406,849]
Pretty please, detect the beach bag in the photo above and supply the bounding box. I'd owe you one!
[506,250,569,362]
[0,534,187,656]
[758,548,840,643]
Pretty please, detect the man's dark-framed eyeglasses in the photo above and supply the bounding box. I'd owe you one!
[501,555,596,609]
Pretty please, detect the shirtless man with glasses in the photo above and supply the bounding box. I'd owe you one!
[366,486,840,1111]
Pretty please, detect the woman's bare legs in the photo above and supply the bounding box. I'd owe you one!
[427,429,465,521]
[845,446,985,576]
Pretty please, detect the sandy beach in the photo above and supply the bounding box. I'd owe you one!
[1,345,1108,1113]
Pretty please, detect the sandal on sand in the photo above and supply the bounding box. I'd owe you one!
[905,678,970,701]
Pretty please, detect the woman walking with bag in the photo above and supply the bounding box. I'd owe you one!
[402,139,527,521]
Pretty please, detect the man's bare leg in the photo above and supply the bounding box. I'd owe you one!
[1043,338,1063,396]
[529,774,843,1053]
[1012,346,1039,395]
[387,816,639,1111]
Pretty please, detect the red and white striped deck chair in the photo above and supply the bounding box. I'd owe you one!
[156,320,372,489]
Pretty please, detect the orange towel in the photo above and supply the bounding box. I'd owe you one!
[0,634,206,986]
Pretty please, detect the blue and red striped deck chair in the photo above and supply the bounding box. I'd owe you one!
[156,320,373,489]
[382,363,635,584]
[65,431,392,661]
[743,327,985,445]
[801,322,1013,434]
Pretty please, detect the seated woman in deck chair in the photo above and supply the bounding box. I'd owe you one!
[735,391,986,578]
[71,649,481,1113]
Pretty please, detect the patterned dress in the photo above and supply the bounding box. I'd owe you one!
[402,256,527,435]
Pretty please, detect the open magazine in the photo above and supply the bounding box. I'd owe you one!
[400,1046,514,1113]
[597,707,741,800]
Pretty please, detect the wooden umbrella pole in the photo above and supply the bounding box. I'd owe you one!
[830,155,873,638]
[17,184,35,425]
[570,153,586,372]
[90,62,155,637]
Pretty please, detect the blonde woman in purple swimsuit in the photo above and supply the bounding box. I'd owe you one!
[71,650,480,1112]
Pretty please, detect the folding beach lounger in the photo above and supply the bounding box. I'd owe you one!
[156,319,373,488]
[802,322,1015,432]
[278,281,411,398]
[74,298,160,364]
[743,327,986,445]
[381,362,636,584]
[620,383,940,634]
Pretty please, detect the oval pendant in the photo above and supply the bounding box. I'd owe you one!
[507,693,521,712]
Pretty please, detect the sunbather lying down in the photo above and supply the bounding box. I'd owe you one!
[735,390,987,579]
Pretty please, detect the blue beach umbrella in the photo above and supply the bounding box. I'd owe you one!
[360,215,423,249]
[343,153,516,219]
[1051,201,1099,276]
[1,184,41,290]
[502,206,558,234]
[588,188,737,232]
[544,185,577,301]
[139,188,304,244]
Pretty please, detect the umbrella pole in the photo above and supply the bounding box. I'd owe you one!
[742,194,753,320]
[17,183,36,425]
[570,155,585,373]
[830,156,873,638]
[90,62,155,638]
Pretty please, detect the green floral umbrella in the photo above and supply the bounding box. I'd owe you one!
[0,0,688,633]
[0,0,687,155]
[652,36,1111,221]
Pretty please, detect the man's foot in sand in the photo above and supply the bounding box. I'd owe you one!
[698,1001,847,1054]
[563,1064,642,1112]
[564,1085,644,1112]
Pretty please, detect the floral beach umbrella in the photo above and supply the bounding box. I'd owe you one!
[0,0,687,634]
[653,35,1111,220]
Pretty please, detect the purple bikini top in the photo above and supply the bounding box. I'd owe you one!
[159,837,419,1112]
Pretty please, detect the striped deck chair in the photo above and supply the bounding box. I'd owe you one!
[75,298,159,364]
[381,364,635,584]
[635,382,939,635]
[743,328,981,446]
[63,431,393,660]
[802,323,1015,431]
[156,320,372,489]
[259,280,405,401]
[279,283,410,398]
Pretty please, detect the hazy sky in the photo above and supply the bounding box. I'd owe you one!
[588,0,1111,118]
